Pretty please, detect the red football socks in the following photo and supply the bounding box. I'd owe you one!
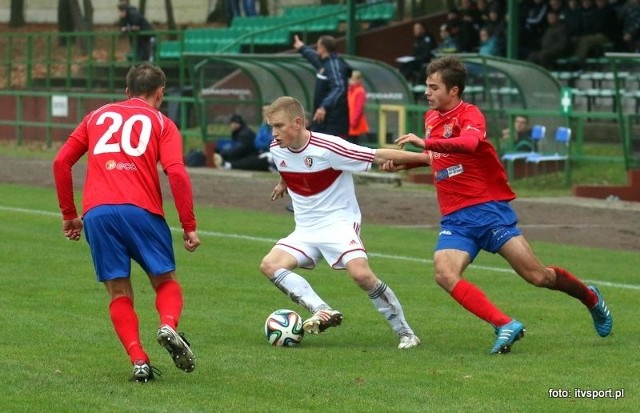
[549,266,597,308]
[109,296,148,364]
[155,279,183,329]
[451,279,512,328]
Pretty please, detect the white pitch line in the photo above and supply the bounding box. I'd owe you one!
[2,205,639,291]
[0,205,59,217]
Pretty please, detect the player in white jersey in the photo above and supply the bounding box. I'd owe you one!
[259,96,431,349]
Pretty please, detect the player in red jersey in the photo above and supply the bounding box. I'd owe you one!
[383,55,612,354]
[260,96,430,349]
[53,62,200,381]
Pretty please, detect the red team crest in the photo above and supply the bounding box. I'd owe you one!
[304,157,314,169]
[443,123,453,138]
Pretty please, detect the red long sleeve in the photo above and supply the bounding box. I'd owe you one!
[424,132,480,153]
[53,137,87,220]
[165,163,196,232]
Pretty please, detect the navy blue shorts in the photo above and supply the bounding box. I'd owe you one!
[83,204,176,282]
[435,201,522,262]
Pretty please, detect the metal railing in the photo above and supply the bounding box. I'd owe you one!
[0,29,189,91]
[0,90,198,148]
[1,26,636,175]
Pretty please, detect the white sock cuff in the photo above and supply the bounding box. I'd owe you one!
[272,268,291,286]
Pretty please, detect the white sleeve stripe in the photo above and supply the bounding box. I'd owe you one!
[310,136,374,162]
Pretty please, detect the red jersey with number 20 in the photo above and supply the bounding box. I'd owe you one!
[53,98,196,231]
[423,101,515,216]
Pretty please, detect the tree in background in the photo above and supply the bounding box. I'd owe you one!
[9,0,25,28]
[164,0,177,31]
[57,0,93,52]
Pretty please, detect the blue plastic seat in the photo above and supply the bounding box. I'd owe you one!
[502,124,546,181]
[526,127,572,185]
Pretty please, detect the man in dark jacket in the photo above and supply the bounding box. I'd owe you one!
[399,22,436,84]
[118,1,155,62]
[293,34,351,138]
[219,114,258,167]
[527,10,571,69]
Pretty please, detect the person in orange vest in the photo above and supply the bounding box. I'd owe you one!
[347,70,369,144]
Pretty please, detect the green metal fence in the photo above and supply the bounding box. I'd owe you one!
[1,23,637,177]
[0,29,190,91]
[0,90,198,148]
[0,2,398,91]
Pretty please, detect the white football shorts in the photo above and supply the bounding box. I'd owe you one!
[275,220,368,270]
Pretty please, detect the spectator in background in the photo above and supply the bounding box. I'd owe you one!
[620,0,640,52]
[476,0,491,24]
[560,0,584,43]
[226,0,257,21]
[571,0,618,64]
[478,26,500,56]
[444,8,462,46]
[398,22,436,85]
[501,114,535,152]
[219,114,259,169]
[223,106,275,172]
[457,3,481,52]
[484,8,507,56]
[117,1,155,62]
[593,0,621,49]
[527,10,571,69]
[293,34,351,139]
[347,70,369,144]
[435,24,459,55]
[548,0,567,16]
[519,0,549,59]
[243,0,257,16]
[485,0,506,19]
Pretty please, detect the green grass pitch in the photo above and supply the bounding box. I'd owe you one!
[0,183,636,412]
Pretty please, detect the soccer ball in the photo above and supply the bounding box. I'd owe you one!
[264,309,304,347]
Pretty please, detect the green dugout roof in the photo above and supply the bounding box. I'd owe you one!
[185,53,413,130]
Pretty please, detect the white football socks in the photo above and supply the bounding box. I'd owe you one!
[272,268,328,313]
[368,280,414,336]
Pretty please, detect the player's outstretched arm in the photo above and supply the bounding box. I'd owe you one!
[373,147,431,167]
[394,133,426,150]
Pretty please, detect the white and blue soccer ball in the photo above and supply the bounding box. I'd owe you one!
[264,309,304,347]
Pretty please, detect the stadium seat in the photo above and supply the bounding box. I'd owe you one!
[526,126,572,185]
[356,1,396,21]
[231,16,290,46]
[180,28,245,54]
[502,124,546,181]
[283,4,344,32]
[464,85,485,104]
[526,126,571,164]
[623,89,640,118]
[158,41,180,59]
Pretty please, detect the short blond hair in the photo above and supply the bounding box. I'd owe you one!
[266,96,306,122]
